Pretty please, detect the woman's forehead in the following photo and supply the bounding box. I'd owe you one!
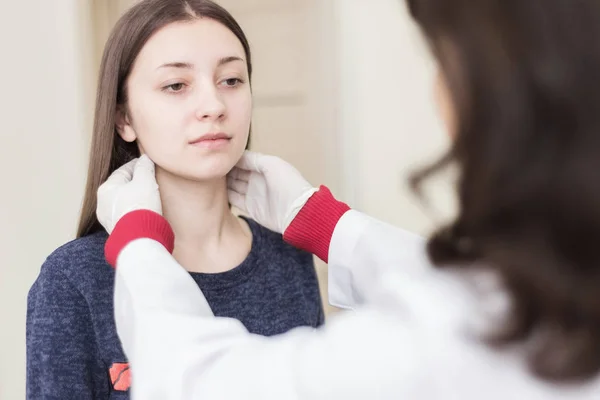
[134,19,246,72]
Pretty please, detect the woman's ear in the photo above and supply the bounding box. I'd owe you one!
[115,106,137,143]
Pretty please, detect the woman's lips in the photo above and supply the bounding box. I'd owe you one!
[189,133,231,149]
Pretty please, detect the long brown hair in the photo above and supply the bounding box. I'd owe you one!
[409,0,600,383]
[77,0,252,238]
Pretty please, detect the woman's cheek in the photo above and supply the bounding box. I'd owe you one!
[135,130,177,167]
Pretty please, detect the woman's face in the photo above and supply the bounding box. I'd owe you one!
[117,19,252,181]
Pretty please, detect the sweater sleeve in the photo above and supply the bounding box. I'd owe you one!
[26,259,109,399]
[283,186,350,263]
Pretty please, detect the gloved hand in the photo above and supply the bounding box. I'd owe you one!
[227,151,318,234]
[96,155,162,234]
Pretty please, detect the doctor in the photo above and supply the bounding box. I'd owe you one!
[97,0,600,398]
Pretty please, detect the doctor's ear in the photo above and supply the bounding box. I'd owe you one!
[115,106,137,143]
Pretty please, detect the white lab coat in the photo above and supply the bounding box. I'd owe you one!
[114,210,600,399]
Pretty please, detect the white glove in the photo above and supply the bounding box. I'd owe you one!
[96,155,162,234]
[227,150,318,234]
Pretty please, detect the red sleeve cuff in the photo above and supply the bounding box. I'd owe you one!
[104,210,175,268]
[283,185,350,263]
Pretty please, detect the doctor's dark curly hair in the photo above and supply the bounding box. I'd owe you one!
[408,0,600,383]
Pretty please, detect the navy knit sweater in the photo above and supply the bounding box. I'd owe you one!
[26,217,324,399]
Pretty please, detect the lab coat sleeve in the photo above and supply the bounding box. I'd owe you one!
[113,238,215,400]
[282,186,430,311]
[114,237,463,400]
[327,210,430,310]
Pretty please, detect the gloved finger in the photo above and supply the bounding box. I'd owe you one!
[234,150,264,172]
[102,158,138,188]
[228,167,251,182]
[227,189,246,211]
[131,154,156,183]
[226,176,248,194]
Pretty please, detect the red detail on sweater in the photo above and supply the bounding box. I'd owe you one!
[104,210,175,268]
[109,362,131,391]
[283,185,350,263]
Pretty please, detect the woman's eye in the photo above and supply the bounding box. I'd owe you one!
[222,78,243,87]
[163,83,186,93]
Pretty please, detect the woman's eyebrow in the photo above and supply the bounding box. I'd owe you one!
[156,61,194,70]
[156,56,245,71]
[217,56,245,66]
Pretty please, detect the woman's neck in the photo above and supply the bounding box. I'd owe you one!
[156,168,252,274]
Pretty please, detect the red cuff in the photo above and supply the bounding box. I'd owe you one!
[283,185,350,263]
[104,210,175,268]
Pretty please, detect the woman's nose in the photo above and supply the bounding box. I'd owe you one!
[195,85,226,121]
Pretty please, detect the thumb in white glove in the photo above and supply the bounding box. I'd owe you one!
[227,150,317,234]
[96,155,162,234]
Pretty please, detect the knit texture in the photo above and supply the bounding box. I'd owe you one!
[105,209,175,267]
[26,217,324,399]
[283,185,350,262]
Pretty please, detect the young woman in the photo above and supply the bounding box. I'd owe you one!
[26,1,323,398]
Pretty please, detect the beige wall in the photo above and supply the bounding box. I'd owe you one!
[0,1,95,398]
[334,0,456,235]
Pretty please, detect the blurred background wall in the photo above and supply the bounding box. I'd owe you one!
[0,0,453,397]
[0,1,94,398]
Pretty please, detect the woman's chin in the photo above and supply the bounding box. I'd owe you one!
[155,163,233,184]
